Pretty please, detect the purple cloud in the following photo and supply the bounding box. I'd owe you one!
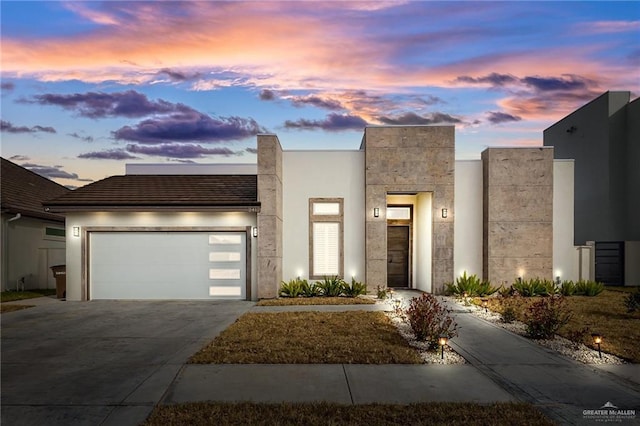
[289,95,343,111]
[259,89,276,100]
[455,73,517,86]
[377,112,462,125]
[158,68,202,82]
[126,143,240,158]
[1,120,56,134]
[245,147,258,154]
[69,132,94,143]
[113,113,266,143]
[521,75,588,92]
[1,82,15,92]
[9,155,30,161]
[486,111,522,124]
[78,149,139,160]
[21,163,92,181]
[29,90,182,118]
[284,113,368,131]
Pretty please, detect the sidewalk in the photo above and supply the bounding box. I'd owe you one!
[162,295,639,425]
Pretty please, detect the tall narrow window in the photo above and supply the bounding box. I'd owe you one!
[309,198,344,279]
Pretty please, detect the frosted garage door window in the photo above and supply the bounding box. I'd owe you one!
[209,234,242,245]
[313,222,340,276]
[209,252,242,262]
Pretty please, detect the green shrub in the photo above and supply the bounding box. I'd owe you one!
[406,293,458,349]
[279,279,304,298]
[300,280,321,297]
[317,276,345,297]
[524,296,572,339]
[624,288,640,313]
[500,296,520,323]
[512,278,555,297]
[342,278,367,297]
[445,271,500,297]
[574,280,604,297]
[376,286,389,300]
[559,280,576,296]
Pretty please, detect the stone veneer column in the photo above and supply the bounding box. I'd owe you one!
[481,148,553,285]
[363,126,454,294]
[257,134,283,298]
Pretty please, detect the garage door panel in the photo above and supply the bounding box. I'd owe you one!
[90,232,246,300]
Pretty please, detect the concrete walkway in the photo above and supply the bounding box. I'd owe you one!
[163,295,640,425]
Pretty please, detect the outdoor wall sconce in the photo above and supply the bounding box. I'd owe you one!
[374,207,380,218]
[438,335,448,359]
[72,227,80,237]
[252,227,258,238]
[592,333,602,358]
[441,208,448,218]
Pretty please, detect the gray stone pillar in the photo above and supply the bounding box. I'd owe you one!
[481,147,554,286]
[257,134,283,298]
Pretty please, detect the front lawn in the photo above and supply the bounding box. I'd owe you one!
[143,401,554,426]
[257,297,375,306]
[189,311,421,364]
[1,289,55,303]
[479,290,640,362]
[0,304,34,313]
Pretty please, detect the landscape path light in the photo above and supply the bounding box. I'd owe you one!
[482,299,488,313]
[438,335,448,360]
[592,333,602,358]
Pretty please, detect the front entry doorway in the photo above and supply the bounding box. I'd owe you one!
[387,226,410,287]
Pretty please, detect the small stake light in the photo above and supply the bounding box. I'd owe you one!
[592,333,602,359]
[482,299,488,313]
[555,276,561,285]
[438,335,448,360]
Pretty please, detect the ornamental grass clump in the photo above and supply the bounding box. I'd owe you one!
[524,296,572,339]
[342,277,367,297]
[406,294,458,349]
[445,271,500,297]
[574,280,604,297]
[279,278,305,298]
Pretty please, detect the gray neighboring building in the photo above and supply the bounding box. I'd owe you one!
[544,91,640,286]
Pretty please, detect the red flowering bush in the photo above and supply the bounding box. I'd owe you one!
[406,294,458,349]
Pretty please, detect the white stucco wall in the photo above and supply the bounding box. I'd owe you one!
[453,160,483,279]
[625,241,640,286]
[415,192,433,292]
[553,160,578,282]
[2,215,65,290]
[65,212,257,300]
[282,151,365,283]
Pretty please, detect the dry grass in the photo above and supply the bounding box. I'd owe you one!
[1,289,55,303]
[479,290,640,362]
[189,311,421,364]
[257,297,375,306]
[143,401,555,426]
[0,304,34,313]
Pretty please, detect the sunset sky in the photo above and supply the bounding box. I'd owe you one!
[1,1,638,188]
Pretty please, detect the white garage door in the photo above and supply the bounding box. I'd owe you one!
[89,231,246,300]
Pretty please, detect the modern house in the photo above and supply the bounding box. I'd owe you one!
[1,157,70,291]
[544,91,640,286]
[45,125,578,301]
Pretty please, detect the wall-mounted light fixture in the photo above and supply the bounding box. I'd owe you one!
[72,226,80,237]
[441,208,448,218]
[252,227,258,237]
[373,207,380,218]
[566,125,577,134]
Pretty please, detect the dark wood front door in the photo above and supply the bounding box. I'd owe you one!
[387,226,409,288]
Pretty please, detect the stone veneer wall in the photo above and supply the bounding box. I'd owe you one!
[257,135,283,298]
[481,148,553,285]
[363,126,454,294]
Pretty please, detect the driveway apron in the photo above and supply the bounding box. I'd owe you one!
[1,299,253,426]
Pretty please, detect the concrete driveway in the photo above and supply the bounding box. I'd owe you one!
[1,298,253,426]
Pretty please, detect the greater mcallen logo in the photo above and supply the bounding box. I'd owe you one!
[583,401,636,422]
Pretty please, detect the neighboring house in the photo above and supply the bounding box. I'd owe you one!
[46,125,578,301]
[544,91,640,286]
[1,157,71,291]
